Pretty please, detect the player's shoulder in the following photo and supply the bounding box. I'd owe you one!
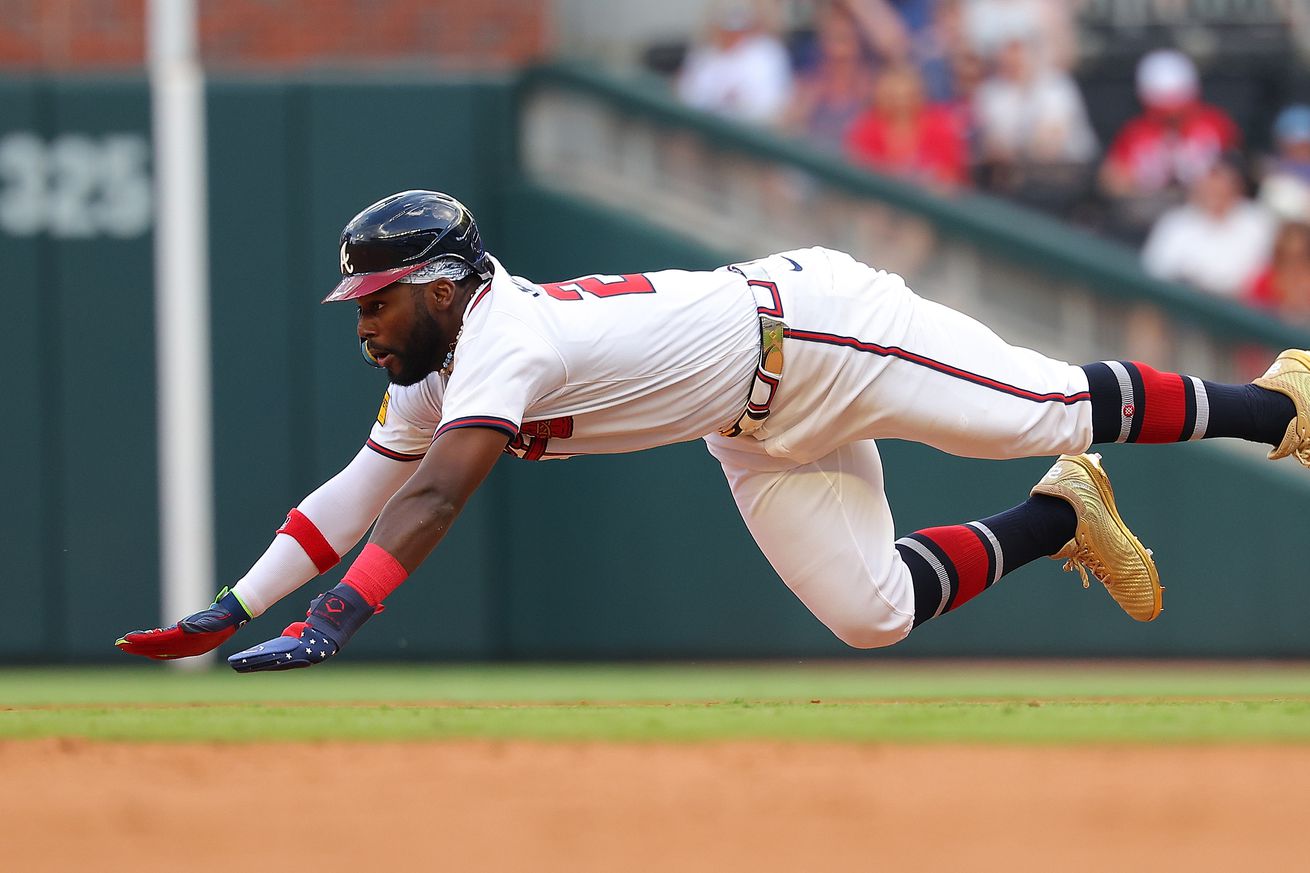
[451,268,566,372]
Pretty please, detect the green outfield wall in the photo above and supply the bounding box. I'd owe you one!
[3,72,1308,662]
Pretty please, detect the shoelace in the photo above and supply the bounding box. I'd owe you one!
[1060,543,1105,590]
[1294,424,1310,466]
[1061,542,1155,594]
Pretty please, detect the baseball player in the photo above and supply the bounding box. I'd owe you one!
[116,190,1310,669]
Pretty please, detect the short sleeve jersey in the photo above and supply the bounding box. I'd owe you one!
[368,256,760,462]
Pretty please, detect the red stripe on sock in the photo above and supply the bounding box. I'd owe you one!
[1133,364,1188,443]
[919,525,991,611]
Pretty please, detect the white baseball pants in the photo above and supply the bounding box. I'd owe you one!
[705,248,1094,647]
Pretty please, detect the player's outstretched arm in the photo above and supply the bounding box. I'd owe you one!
[227,426,508,672]
[115,445,420,661]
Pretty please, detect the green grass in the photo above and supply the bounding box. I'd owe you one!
[3,662,1310,744]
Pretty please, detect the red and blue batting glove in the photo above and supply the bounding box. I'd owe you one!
[115,587,252,660]
[226,583,382,673]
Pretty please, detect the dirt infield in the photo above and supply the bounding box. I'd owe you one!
[4,739,1305,872]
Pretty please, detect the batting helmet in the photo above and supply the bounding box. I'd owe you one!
[323,190,493,303]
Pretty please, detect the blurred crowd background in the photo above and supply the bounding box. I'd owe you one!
[7,0,1310,325]
[653,0,1310,327]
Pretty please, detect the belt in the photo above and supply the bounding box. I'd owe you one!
[720,267,787,438]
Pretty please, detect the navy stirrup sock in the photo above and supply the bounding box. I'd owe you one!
[1081,361,1293,447]
[897,495,1075,628]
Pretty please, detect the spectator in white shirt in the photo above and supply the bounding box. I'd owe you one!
[676,0,794,125]
[970,36,1097,214]
[973,36,1097,167]
[1142,155,1277,299]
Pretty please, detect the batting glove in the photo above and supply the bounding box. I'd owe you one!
[115,586,252,660]
[227,583,382,673]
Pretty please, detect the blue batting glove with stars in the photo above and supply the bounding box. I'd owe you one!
[227,583,383,673]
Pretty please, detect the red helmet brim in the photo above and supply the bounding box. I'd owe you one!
[322,263,425,303]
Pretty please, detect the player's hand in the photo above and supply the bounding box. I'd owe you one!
[115,587,252,660]
[227,584,382,673]
[223,620,338,671]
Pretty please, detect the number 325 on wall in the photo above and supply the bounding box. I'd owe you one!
[0,132,152,239]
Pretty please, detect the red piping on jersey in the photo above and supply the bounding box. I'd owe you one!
[783,329,1092,405]
[468,283,493,313]
[434,415,519,441]
[366,438,425,462]
[276,508,341,574]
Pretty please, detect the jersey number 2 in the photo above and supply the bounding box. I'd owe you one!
[540,273,654,301]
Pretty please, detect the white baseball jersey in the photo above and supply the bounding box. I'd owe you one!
[365,247,1096,650]
[367,254,760,462]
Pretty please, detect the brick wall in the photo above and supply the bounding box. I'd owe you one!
[0,0,548,70]
[0,0,146,69]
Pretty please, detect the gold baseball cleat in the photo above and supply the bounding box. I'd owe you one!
[1253,348,1310,468]
[1031,453,1163,622]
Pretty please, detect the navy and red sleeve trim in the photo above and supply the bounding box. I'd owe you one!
[434,415,520,441]
[365,438,426,462]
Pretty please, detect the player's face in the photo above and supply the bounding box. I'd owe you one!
[357,284,449,386]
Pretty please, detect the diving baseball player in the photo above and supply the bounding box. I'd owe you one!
[116,191,1310,669]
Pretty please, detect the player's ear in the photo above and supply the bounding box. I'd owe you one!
[419,278,458,312]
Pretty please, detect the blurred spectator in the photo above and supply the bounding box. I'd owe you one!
[843,0,912,63]
[972,35,1097,213]
[1141,155,1276,299]
[1099,50,1241,243]
[912,0,970,104]
[1247,221,1310,326]
[676,0,793,125]
[962,0,1078,72]
[846,62,968,188]
[886,0,937,37]
[783,1,881,151]
[791,0,910,74]
[1258,105,1310,221]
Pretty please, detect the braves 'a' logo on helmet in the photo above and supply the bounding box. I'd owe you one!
[340,239,354,275]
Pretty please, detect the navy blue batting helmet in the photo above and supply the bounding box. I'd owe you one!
[323,190,493,303]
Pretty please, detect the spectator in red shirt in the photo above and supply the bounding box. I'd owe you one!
[846,62,968,188]
[1248,221,1310,326]
[1098,49,1240,242]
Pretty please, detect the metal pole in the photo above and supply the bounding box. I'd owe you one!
[149,0,214,669]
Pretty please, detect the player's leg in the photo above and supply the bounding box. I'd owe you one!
[1080,354,1307,463]
[705,436,914,648]
[841,295,1301,461]
[784,250,1305,464]
[880,302,1308,461]
[705,436,1156,646]
[894,450,1160,626]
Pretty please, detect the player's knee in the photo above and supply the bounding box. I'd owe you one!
[827,618,909,650]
